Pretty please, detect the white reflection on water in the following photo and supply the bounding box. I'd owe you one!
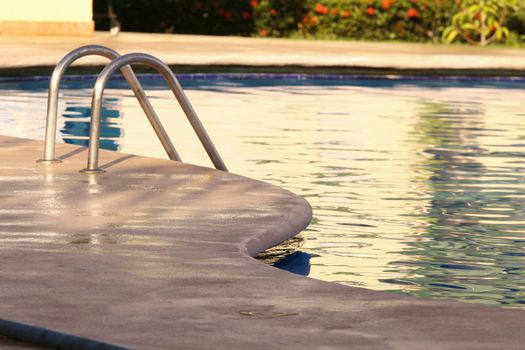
[1,77,525,307]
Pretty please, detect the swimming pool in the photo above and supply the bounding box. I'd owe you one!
[1,74,524,308]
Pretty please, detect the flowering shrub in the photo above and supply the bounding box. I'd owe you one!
[252,0,306,37]
[94,0,460,42]
[94,0,525,45]
[298,0,460,42]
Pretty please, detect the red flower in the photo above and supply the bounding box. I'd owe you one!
[331,8,338,16]
[250,0,258,8]
[303,14,310,24]
[342,10,350,18]
[310,16,319,25]
[367,7,375,16]
[242,11,251,20]
[381,0,393,10]
[407,8,418,18]
[270,9,277,16]
[259,29,268,37]
[315,3,329,15]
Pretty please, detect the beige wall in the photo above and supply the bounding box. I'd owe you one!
[0,0,93,36]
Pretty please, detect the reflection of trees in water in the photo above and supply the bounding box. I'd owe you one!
[389,101,525,307]
[60,97,122,151]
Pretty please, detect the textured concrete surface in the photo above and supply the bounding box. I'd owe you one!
[2,32,525,70]
[0,135,524,349]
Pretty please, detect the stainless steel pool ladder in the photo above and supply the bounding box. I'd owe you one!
[83,53,227,173]
[39,46,227,172]
[38,45,180,164]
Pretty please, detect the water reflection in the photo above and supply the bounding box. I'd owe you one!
[1,76,525,308]
[392,101,525,305]
[61,98,122,150]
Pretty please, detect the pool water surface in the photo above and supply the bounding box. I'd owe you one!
[1,75,524,308]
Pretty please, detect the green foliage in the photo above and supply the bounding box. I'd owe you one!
[442,0,518,45]
[505,0,525,41]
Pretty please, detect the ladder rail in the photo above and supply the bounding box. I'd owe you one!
[39,45,180,163]
[83,53,227,173]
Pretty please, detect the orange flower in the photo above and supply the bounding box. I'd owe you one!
[250,0,258,8]
[381,0,393,10]
[310,15,319,25]
[270,8,277,16]
[259,29,268,37]
[331,8,338,16]
[315,3,329,15]
[342,10,350,18]
[407,8,418,18]
[367,7,375,16]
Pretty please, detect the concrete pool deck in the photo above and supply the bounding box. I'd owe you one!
[0,135,524,349]
[2,31,525,70]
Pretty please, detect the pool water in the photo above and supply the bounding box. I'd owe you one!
[1,75,525,308]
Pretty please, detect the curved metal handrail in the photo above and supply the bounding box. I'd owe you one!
[83,53,227,173]
[38,45,180,163]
